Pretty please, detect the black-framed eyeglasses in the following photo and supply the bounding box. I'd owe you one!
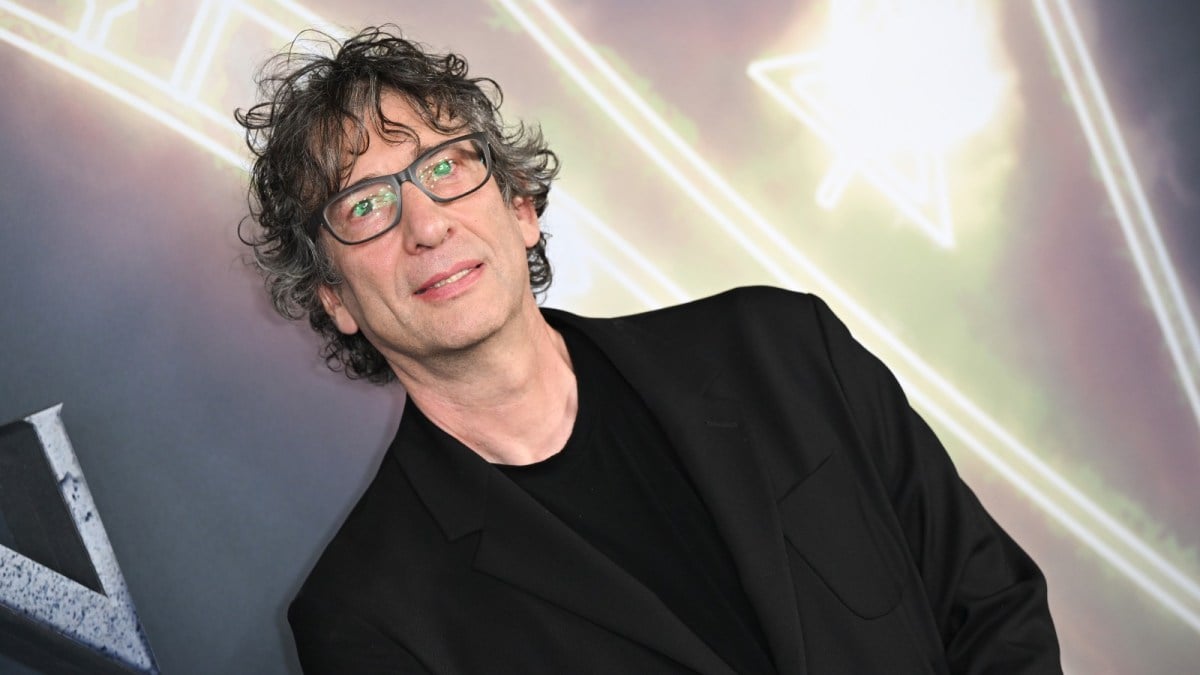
[306,132,493,245]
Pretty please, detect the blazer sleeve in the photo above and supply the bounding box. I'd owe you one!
[289,597,432,674]
[807,294,1061,674]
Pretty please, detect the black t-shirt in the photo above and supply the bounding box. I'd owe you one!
[499,322,776,675]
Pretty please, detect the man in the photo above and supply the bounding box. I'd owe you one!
[238,26,1060,674]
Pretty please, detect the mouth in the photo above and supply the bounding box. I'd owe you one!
[415,262,483,295]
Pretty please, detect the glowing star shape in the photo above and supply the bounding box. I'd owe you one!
[0,406,158,674]
[748,0,1005,248]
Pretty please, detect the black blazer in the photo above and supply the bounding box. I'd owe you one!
[289,287,1060,674]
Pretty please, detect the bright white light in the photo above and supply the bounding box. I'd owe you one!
[752,0,1008,245]
[815,0,1004,159]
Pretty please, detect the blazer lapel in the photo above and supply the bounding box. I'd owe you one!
[550,310,809,675]
[394,400,736,675]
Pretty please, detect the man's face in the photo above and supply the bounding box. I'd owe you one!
[316,93,542,373]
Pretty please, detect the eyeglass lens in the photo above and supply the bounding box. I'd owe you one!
[323,137,489,243]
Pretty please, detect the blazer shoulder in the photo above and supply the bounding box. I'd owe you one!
[615,285,835,346]
[642,285,818,315]
[609,284,813,321]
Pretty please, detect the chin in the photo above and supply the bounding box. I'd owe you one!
[427,314,506,355]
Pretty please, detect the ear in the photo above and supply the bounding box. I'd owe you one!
[511,195,541,248]
[317,283,361,336]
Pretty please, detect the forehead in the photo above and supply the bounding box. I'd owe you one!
[338,92,462,185]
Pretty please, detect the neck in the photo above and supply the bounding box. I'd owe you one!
[389,305,577,466]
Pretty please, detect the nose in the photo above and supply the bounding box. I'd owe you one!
[396,181,451,253]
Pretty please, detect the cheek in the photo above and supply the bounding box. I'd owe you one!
[344,236,403,285]
[336,253,405,314]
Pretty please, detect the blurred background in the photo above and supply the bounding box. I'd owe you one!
[1,0,1197,672]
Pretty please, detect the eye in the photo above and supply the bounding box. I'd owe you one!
[422,158,455,184]
[347,187,397,219]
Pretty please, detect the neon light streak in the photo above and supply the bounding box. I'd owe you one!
[171,0,217,91]
[1033,0,1200,437]
[494,0,803,293]
[237,1,319,42]
[495,0,1200,631]
[90,0,139,47]
[187,1,235,100]
[78,0,98,38]
[0,0,243,138]
[815,157,857,209]
[0,0,341,147]
[0,23,246,169]
[554,190,692,306]
[901,380,1200,632]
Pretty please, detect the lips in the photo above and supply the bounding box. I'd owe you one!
[415,262,483,295]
